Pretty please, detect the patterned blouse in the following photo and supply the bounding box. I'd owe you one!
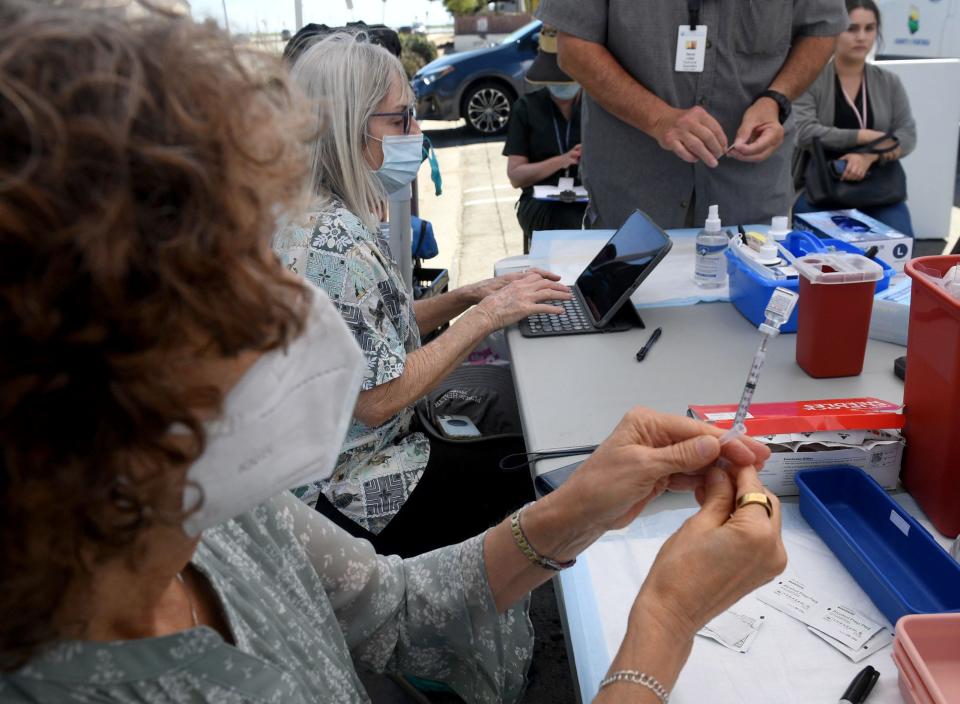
[1,492,533,703]
[273,197,430,534]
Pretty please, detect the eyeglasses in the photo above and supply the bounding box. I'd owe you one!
[369,106,416,135]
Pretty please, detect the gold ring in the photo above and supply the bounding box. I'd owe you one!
[736,492,773,518]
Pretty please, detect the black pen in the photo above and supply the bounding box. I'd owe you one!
[839,665,879,704]
[863,245,880,260]
[636,327,662,362]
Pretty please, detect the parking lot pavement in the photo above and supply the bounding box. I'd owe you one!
[417,120,524,290]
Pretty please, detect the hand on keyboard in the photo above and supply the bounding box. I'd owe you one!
[526,297,591,333]
[476,272,570,330]
[461,267,562,304]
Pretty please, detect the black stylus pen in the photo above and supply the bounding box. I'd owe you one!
[636,327,662,362]
[839,665,879,704]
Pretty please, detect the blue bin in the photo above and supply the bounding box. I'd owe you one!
[726,230,893,333]
[796,466,960,626]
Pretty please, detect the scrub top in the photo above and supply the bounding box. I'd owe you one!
[502,87,583,200]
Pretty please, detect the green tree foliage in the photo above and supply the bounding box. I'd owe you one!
[400,33,439,78]
[443,0,483,16]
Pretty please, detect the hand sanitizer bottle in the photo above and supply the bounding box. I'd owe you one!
[695,204,728,288]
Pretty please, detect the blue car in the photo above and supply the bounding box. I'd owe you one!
[413,20,541,136]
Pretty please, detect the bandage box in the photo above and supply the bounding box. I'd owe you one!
[793,209,913,272]
[688,397,905,495]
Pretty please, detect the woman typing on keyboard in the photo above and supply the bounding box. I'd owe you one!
[273,33,571,556]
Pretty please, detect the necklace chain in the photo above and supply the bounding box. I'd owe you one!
[176,570,199,628]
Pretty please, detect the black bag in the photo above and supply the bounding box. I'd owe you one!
[803,133,906,209]
[312,363,527,547]
[415,363,524,442]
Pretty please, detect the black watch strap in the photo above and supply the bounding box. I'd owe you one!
[757,89,791,124]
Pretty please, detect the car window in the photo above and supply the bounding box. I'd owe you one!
[499,20,541,46]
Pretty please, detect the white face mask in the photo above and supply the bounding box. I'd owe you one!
[369,133,424,194]
[181,284,365,535]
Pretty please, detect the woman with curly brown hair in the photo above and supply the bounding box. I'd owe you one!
[0,3,786,703]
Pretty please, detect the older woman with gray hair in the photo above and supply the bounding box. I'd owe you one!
[274,33,571,557]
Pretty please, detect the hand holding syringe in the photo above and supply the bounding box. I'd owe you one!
[718,287,800,459]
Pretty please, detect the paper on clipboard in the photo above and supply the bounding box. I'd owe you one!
[532,183,589,202]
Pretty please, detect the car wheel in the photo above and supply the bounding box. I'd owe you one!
[462,82,513,136]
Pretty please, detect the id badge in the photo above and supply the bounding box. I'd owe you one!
[675,25,707,72]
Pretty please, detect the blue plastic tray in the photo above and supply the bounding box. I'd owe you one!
[726,230,893,333]
[796,466,960,625]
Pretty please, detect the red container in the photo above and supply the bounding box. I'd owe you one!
[795,253,883,378]
[902,255,960,538]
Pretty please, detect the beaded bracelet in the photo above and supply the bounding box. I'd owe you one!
[599,670,670,703]
[509,503,576,572]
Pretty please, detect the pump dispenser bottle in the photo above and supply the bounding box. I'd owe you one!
[694,204,728,288]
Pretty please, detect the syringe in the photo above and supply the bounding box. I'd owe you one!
[719,287,800,448]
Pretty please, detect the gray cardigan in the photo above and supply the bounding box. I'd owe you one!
[795,60,917,154]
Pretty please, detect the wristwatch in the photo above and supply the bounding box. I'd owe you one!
[756,89,791,124]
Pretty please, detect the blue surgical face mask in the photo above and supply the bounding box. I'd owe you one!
[368,133,423,194]
[548,83,581,101]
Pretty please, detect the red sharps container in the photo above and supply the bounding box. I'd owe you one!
[795,253,883,378]
[902,255,960,538]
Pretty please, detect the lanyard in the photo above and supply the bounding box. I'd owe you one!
[688,0,702,29]
[552,108,574,177]
[841,74,869,130]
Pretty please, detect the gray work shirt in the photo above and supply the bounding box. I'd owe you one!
[536,0,847,229]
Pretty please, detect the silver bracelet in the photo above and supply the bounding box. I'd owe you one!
[599,670,670,703]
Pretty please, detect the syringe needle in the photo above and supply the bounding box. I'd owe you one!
[716,287,799,461]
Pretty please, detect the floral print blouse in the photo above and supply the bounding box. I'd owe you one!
[273,196,430,534]
[1,492,533,703]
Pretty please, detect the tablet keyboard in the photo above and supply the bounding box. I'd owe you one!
[523,296,592,335]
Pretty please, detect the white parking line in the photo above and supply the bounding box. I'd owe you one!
[464,197,516,207]
[464,184,515,193]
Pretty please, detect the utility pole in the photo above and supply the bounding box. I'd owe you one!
[220,0,229,33]
[294,0,303,31]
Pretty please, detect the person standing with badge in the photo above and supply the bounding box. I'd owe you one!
[793,0,916,235]
[536,0,847,230]
[503,25,588,253]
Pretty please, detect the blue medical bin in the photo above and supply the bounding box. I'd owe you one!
[726,230,894,333]
[796,466,960,626]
